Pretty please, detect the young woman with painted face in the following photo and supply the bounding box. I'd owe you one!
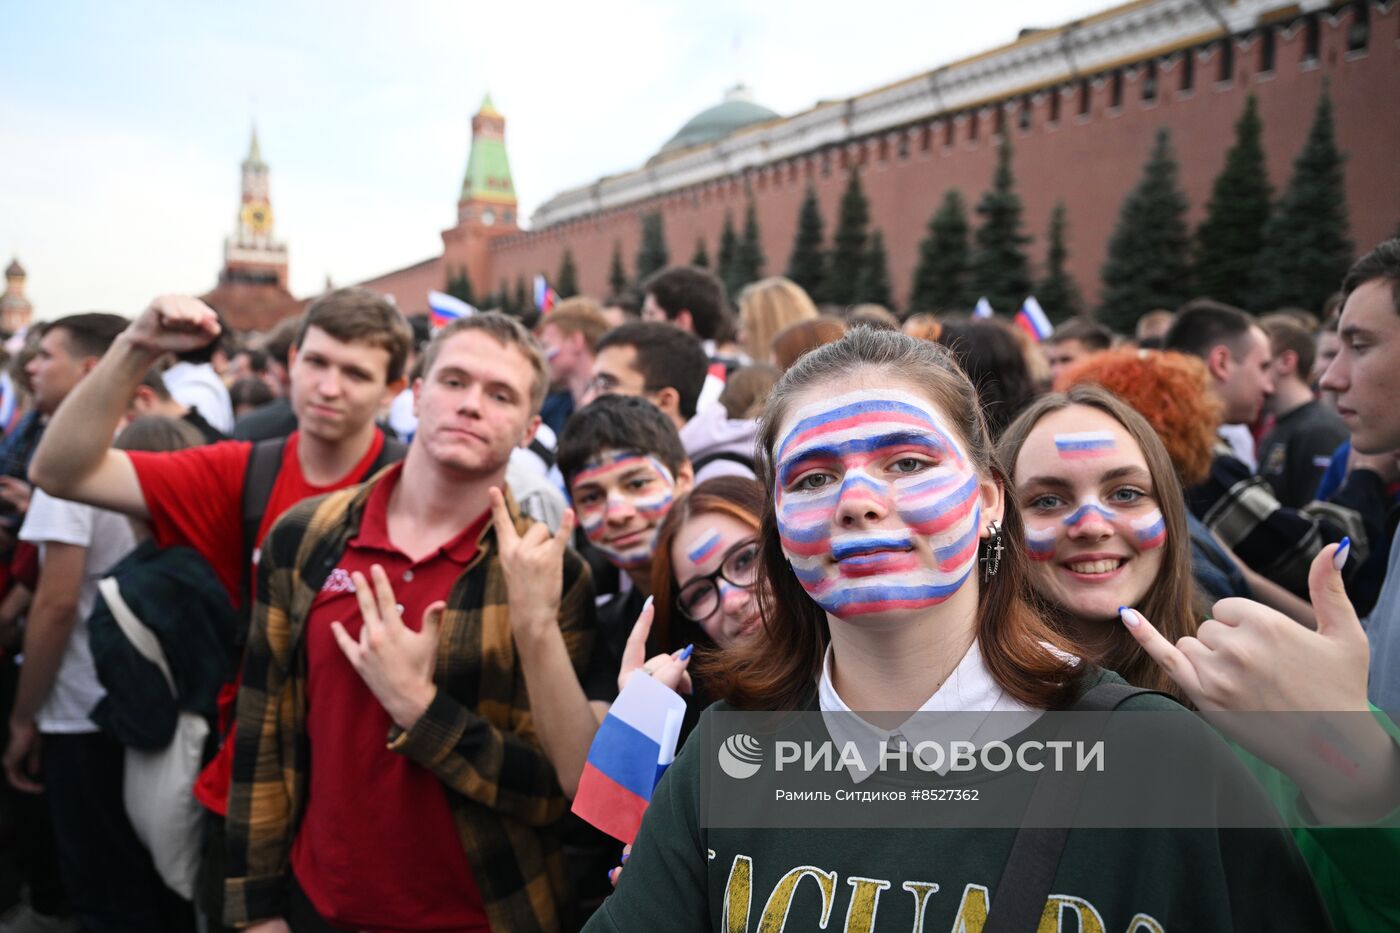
[1000,384,1400,932]
[650,476,765,653]
[586,329,1329,933]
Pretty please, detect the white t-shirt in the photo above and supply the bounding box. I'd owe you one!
[164,361,235,434]
[19,490,137,733]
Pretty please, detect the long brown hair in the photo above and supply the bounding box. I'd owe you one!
[706,328,1081,711]
[997,385,1205,703]
[649,476,765,652]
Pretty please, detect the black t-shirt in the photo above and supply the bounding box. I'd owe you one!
[1257,399,1349,508]
[582,587,649,704]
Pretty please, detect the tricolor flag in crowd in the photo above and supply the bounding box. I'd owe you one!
[1015,296,1054,342]
[427,290,477,329]
[572,671,687,844]
[533,275,557,314]
[973,296,994,319]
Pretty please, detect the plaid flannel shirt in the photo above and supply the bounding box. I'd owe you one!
[1189,442,1385,598]
[224,477,594,931]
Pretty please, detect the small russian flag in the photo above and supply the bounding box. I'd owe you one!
[427,290,476,328]
[572,672,687,844]
[532,275,557,314]
[1015,296,1054,342]
[973,296,995,319]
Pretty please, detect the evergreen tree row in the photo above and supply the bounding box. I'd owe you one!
[562,85,1351,330]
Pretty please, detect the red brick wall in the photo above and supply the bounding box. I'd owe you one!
[489,4,1400,315]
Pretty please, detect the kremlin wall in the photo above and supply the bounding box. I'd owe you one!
[360,0,1400,319]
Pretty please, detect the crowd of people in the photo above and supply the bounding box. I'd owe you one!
[0,240,1396,932]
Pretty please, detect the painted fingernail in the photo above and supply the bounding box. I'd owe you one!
[1119,606,1140,628]
[1333,537,1351,572]
[607,868,616,882]
[621,851,630,863]
[678,644,694,661]
[643,595,654,611]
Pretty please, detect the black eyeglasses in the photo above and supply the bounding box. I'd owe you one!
[675,539,760,622]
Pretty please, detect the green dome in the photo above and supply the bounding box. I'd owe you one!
[659,86,778,155]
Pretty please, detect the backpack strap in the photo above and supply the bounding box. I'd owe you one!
[984,681,1164,933]
[238,437,289,627]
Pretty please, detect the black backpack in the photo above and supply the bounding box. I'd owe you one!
[234,433,406,646]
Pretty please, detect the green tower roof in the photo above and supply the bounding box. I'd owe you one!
[461,95,515,204]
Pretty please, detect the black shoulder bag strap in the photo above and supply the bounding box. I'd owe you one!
[984,681,1169,933]
[236,433,407,627]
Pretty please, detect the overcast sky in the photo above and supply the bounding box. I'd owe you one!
[2,0,1112,320]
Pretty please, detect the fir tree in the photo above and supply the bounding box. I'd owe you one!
[513,277,529,317]
[607,241,629,296]
[555,249,578,299]
[690,236,710,269]
[446,268,475,307]
[635,212,669,284]
[1195,95,1272,309]
[827,168,871,306]
[908,190,973,314]
[717,211,741,299]
[1252,85,1353,312]
[969,136,1033,312]
[1037,202,1082,322]
[732,199,765,296]
[786,184,827,302]
[856,230,894,310]
[1099,129,1193,333]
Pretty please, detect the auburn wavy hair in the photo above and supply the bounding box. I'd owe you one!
[997,385,1207,704]
[704,328,1082,711]
[1055,348,1222,487]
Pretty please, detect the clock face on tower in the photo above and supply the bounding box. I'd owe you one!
[241,202,273,234]
[481,208,496,226]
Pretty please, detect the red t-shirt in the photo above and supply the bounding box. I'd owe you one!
[291,463,490,932]
[128,429,390,814]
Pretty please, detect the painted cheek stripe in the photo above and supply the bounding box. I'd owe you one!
[1131,510,1167,549]
[1053,432,1117,459]
[1025,526,1057,561]
[902,474,979,534]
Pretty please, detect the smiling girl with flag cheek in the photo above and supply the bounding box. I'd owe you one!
[774,388,985,619]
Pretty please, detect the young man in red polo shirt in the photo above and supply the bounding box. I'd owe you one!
[223,311,594,932]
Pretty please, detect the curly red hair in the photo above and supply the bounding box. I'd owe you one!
[1056,347,1221,487]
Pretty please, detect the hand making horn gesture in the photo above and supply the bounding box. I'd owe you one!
[617,596,693,696]
[489,486,575,640]
[1121,540,1400,823]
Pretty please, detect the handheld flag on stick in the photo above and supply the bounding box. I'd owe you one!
[1015,296,1054,342]
[572,672,687,844]
[533,275,557,314]
[973,296,994,319]
[427,290,476,329]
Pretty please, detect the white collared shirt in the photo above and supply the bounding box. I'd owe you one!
[818,640,1041,782]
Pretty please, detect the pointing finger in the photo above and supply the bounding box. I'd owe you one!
[489,487,518,547]
[620,596,656,674]
[554,508,576,546]
[1118,607,1205,701]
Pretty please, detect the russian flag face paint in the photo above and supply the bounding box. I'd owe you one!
[1025,525,1057,561]
[569,449,677,569]
[774,388,982,619]
[1063,499,1117,531]
[1054,431,1117,459]
[1130,509,1166,550]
